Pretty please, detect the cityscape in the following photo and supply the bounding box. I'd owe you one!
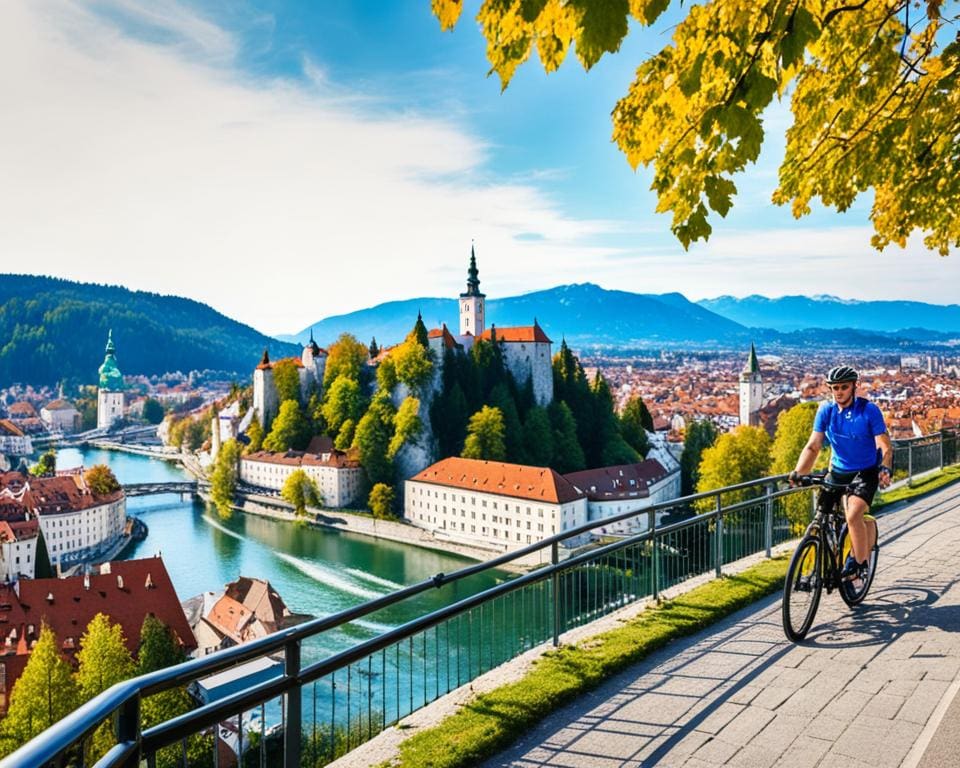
[1,2,959,767]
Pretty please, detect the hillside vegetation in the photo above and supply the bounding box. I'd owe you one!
[0,275,297,385]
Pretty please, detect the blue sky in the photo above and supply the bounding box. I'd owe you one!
[1,1,957,336]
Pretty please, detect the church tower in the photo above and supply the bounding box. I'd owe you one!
[459,244,485,337]
[97,330,125,430]
[739,343,763,427]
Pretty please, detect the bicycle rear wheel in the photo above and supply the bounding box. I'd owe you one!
[839,516,879,606]
[783,535,822,642]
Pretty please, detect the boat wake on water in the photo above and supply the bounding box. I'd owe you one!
[273,552,382,600]
[344,567,404,591]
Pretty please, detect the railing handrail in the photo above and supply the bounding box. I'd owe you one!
[4,430,953,767]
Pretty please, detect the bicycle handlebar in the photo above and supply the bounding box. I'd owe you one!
[792,472,851,490]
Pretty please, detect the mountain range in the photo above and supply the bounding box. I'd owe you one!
[284,284,960,349]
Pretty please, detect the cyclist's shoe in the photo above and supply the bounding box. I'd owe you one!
[841,554,866,580]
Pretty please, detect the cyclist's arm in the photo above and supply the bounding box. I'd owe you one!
[876,432,893,488]
[793,431,825,478]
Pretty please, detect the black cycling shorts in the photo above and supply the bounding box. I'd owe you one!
[819,467,880,511]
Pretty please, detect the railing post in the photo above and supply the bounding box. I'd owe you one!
[551,541,560,647]
[939,431,944,471]
[908,440,914,486]
[116,696,141,768]
[284,639,302,768]
[715,495,723,578]
[649,509,658,601]
[764,483,774,558]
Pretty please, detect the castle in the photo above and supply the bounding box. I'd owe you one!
[427,247,554,405]
[97,330,125,430]
[252,331,326,427]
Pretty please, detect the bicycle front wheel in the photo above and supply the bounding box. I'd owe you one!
[839,517,879,606]
[783,535,822,642]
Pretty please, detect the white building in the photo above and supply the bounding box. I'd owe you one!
[0,420,32,456]
[240,449,363,508]
[0,470,126,569]
[0,519,39,581]
[739,343,763,427]
[405,457,589,552]
[97,331,126,430]
[563,459,682,536]
[40,399,81,434]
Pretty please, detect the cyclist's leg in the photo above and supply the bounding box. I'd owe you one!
[844,470,880,564]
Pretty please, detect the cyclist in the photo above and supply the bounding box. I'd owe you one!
[789,365,893,579]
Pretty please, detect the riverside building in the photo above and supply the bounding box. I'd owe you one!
[239,449,363,508]
[405,457,590,552]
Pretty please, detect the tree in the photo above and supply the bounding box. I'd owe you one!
[1,624,81,752]
[76,613,136,701]
[488,383,525,463]
[142,397,165,425]
[681,420,719,497]
[376,355,398,393]
[281,469,322,518]
[696,425,773,507]
[771,401,828,530]
[33,529,53,579]
[272,358,302,405]
[263,400,310,452]
[522,406,554,467]
[393,336,434,391]
[353,395,396,487]
[590,373,641,468]
[210,438,241,518]
[335,418,356,451]
[411,314,430,348]
[548,400,586,474]
[30,448,56,477]
[388,396,423,460]
[462,405,507,461]
[434,2,960,254]
[84,464,120,495]
[321,375,364,439]
[620,397,651,459]
[368,483,396,519]
[323,333,369,387]
[244,416,264,453]
[431,380,469,458]
[369,337,380,358]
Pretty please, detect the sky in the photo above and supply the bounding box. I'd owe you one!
[1,0,958,337]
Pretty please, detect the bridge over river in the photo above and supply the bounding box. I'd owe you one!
[123,480,200,497]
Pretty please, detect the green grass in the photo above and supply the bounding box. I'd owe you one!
[376,464,960,768]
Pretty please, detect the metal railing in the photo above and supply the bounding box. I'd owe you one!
[3,429,956,768]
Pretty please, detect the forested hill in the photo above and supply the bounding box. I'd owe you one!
[0,275,299,386]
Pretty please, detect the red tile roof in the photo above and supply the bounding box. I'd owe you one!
[7,402,37,418]
[244,449,360,469]
[0,472,123,517]
[427,324,461,350]
[0,420,25,438]
[478,322,551,344]
[411,457,583,504]
[0,519,38,543]
[0,557,195,707]
[42,399,77,412]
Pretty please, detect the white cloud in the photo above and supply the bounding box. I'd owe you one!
[0,1,623,335]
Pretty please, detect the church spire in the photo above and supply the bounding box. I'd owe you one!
[742,342,760,375]
[463,242,483,298]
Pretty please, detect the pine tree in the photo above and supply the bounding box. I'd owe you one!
[1,624,81,753]
[411,313,429,348]
[548,401,586,474]
[33,529,53,579]
[591,372,640,468]
[488,383,524,463]
[620,396,652,458]
[369,337,380,358]
[522,406,554,467]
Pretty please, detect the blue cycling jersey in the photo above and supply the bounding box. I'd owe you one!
[813,397,887,472]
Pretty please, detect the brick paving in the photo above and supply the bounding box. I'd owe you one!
[480,483,960,768]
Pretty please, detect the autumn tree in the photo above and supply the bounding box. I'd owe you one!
[323,333,369,388]
[210,438,241,518]
[434,1,960,255]
[321,375,364,439]
[376,355,398,393]
[1,624,81,753]
[30,448,56,477]
[393,336,434,391]
[244,417,264,453]
[281,469,322,518]
[85,464,120,495]
[368,482,397,519]
[272,359,302,405]
[263,400,310,452]
[696,425,773,508]
[462,405,507,461]
[388,396,423,460]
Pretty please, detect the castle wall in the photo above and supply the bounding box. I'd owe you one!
[253,369,278,428]
[501,341,553,405]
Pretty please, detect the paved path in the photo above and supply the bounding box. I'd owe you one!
[481,482,960,768]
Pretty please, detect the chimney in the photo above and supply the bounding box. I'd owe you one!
[83,572,90,591]
[46,592,54,604]
[101,562,111,575]
[117,575,124,590]
[145,573,154,590]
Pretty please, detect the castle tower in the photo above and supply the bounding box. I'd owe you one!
[739,343,763,427]
[97,330,125,430]
[459,244,485,337]
[301,329,327,390]
[253,349,278,428]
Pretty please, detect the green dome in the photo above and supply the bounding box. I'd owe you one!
[98,331,124,391]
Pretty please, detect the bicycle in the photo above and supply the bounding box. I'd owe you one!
[782,472,879,642]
